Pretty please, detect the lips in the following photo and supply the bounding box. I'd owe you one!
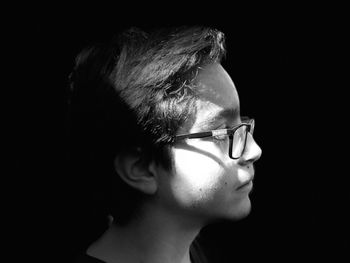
[236,181,251,190]
[236,176,254,190]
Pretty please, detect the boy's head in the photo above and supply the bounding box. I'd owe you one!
[68,26,261,226]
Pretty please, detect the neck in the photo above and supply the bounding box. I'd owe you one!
[87,208,203,263]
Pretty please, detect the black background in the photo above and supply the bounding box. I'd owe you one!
[18,3,348,262]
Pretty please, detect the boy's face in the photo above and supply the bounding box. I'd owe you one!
[156,63,262,224]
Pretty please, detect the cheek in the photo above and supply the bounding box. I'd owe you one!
[159,144,252,220]
[169,142,235,205]
[173,147,223,189]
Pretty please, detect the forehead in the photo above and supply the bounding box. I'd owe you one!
[181,63,240,133]
[196,63,239,107]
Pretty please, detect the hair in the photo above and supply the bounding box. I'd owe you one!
[66,26,226,228]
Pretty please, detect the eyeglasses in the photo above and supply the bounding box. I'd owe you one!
[175,118,255,159]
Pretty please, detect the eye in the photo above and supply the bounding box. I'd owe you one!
[211,127,229,141]
[213,135,228,141]
[213,131,229,141]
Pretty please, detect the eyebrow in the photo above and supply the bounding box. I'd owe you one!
[198,107,240,131]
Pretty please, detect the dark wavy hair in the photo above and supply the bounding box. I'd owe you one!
[66,26,226,228]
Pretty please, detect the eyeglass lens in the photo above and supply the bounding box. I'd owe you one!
[230,126,248,158]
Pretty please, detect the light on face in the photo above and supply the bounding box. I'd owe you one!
[237,168,251,183]
[172,144,224,188]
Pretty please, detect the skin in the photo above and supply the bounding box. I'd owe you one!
[156,63,262,225]
[87,63,262,263]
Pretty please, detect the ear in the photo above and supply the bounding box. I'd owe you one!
[114,149,158,195]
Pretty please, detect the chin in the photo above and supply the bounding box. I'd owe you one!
[206,197,252,224]
[206,203,251,226]
[228,197,252,220]
[198,197,253,225]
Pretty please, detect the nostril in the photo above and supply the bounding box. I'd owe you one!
[238,141,262,165]
[237,157,251,166]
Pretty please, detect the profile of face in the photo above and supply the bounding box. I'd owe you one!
[155,63,262,225]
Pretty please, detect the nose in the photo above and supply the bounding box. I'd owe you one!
[238,133,262,165]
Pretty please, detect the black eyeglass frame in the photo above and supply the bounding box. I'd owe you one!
[174,118,255,159]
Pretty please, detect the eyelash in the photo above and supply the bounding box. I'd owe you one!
[213,134,228,141]
[212,125,231,141]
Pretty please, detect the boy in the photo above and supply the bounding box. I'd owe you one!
[68,26,262,263]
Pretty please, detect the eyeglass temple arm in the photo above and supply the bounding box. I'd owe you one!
[175,131,213,141]
[175,118,253,141]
